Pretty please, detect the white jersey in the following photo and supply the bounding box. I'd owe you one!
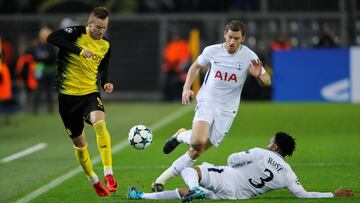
[197,43,265,112]
[199,148,334,199]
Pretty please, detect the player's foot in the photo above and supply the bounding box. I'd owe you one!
[181,187,205,203]
[128,186,144,199]
[163,128,186,154]
[104,174,118,192]
[151,182,164,192]
[92,180,110,196]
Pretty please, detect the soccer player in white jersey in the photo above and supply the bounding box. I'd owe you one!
[128,132,354,201]
[151,20,272,192]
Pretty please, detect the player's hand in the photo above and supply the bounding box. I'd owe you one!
[333,188,355,197]
[104,83,114,93]
[249,59,262,78]
[81,49,93,58]
[182,88,194,105]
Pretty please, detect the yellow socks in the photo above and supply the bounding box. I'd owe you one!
[93,120,113,172]
[74,144,97,182]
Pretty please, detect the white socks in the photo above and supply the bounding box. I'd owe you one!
[89,175,99,185]
[177,130,192,145]
[104,168,113,176]
[154,167,176,185]
[154,130,194,185]
[142,189,181,199]
[155,152,196,184]
[181,167,199,189]
[171,152,196,175]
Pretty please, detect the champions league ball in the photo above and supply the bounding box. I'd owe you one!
[128,125,153,150]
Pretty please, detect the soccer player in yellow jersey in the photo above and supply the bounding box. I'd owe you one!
[47,7,117,196]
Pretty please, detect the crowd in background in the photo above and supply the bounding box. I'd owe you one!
[0,0,344,123]
[0,26,57,123]
[0,19,339,120]
[0,0,341,14]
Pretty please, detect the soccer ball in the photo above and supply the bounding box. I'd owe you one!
[128,125,153,150]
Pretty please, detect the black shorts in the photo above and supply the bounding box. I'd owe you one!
[58,92,105,138]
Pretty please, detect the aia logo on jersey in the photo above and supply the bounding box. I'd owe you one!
[214,70,237,82]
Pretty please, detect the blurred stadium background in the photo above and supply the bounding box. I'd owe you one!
[1,0,360,203]
[1,0,360,102]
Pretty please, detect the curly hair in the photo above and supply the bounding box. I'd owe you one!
[274,132,296,157]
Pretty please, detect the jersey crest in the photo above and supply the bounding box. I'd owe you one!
[64,27,73,33]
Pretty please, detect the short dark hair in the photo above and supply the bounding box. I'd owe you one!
[224,20,246,36]
[274,132,296,157]
[90,6,109,19]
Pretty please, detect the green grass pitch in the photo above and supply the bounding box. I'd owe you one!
[1,102,359,202]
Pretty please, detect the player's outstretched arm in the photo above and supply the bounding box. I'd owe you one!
[287,181,354,198]
[333,188,355,197]
[249,59,271,86]
[182,60,202,105]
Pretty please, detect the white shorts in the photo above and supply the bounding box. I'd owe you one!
[198,162,238,200]
[193,102,236,147]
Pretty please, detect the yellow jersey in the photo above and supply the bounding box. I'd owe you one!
[47,26,111,95]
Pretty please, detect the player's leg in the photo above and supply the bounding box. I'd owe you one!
[163,128,197,155]
[72,132,109,196]
[188,121,213,159]
[176,129,192,145]
[187,102,215,159]
[180,166,205,202]
[162,128,199,153]
[59,93,109,196]
[153,121,212,191]
[181,166,201,189]
[128,186,184,200]
[153,102,214,191]
[152,150,196,192]
[163,128,189,154]
[181,164,223,202]
[88,109,118,192]
[85,92,117,191]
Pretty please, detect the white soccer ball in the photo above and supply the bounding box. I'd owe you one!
[128,125,153,150]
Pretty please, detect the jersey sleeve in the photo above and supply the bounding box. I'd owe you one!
[227,148,261,167]
[197,46,211,67]
[286,170,334,198]
[47,26,84,56]
[99,46,111,90]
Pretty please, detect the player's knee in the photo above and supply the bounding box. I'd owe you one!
[72,133,87,148]
[191,144,206,154]
[73,140,87,148]
[190,137,207,150]
[189,146,206,159]
[89,111,105,124]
